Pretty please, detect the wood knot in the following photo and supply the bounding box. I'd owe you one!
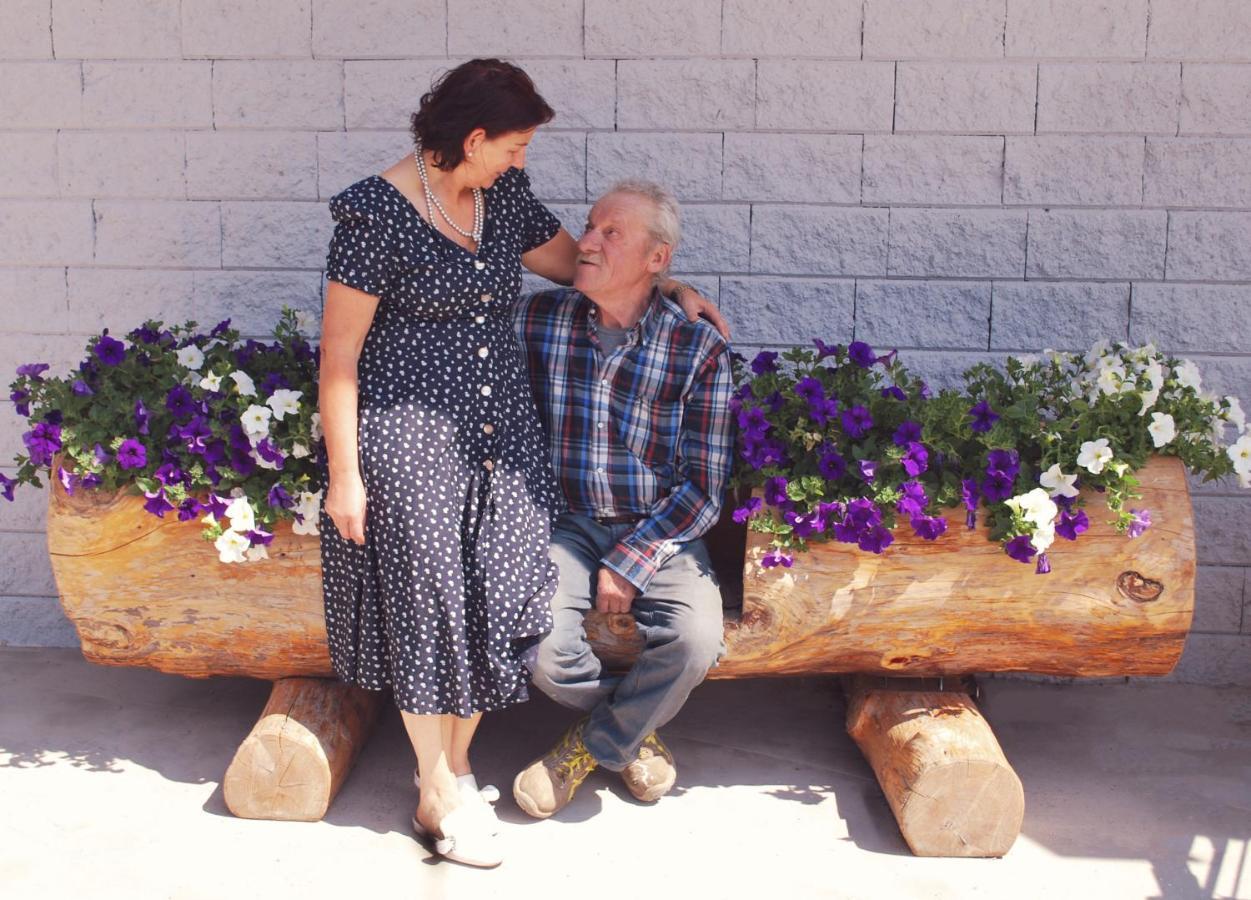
[1116,570,1164,603]
[738,603,773,632]
[607,614,637,637]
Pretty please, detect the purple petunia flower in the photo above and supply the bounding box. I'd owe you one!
[764,476,790,507]
[210,319,232,338]
[175,416,212,456]
[143,489,174,518]
[255,438,286,469]
[22,421,62,467]
[981,468,1016,503]
[818,448,847,481]
[986,448,1020,478]
[95,334,126,366]
[848,341,877,369]
[812,339,839,360]
[205,494,230,520]
[901,441,929,478]
[750,351,779,375]
[116,439,147,470]
[845,498,882,530]
[71,379,94,396]
[738,406,770,439]
[1005,534,1036,564]
[741,435,789,471]
[134,398,150,436]
[893,421,922,446]
[259,372,291,397]
[1127,508,1152,538]
[80,472,102,489]
[880,385,907,402]
[60,466,82,496]
[1056,508,1089,541]
[795,377,823,405]
[154,462,185,487]
[732,496,763,524]
[0,471,16,501]
[10,388,30,417]
[166,385,195,419]
[230,449,257,476]
[761,548,794,569]
[808,396,840,427]
[961,478,980,529]
[841,405,874,439]
[858,524,894,554]
[246,529,275,547]
[918,381,932,401]
[785,509,826,540]
[130,325,161,344]
[16,362,51,381]
[897,480,928,518]
[911,515,948,541]
[968,400,1000,433]
[857,459,877,483]
[177,498,203,522]
[763,391,785,414]
[1035,553,1051,575]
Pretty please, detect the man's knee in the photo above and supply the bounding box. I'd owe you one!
[668,608,726,678]
[533,621,596,688]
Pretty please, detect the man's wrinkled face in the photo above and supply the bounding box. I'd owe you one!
[573,192,665,298]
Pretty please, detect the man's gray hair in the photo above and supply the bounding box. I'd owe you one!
[606,179,681,277]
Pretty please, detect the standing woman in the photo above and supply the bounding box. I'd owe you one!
[317,59,718,868]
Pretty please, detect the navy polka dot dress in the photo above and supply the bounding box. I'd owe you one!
[318,166,561,717]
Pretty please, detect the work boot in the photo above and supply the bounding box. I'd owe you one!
[512,719,598,819]
[621,731,676,802]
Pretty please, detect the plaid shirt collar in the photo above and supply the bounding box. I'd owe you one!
[581,287,664,354]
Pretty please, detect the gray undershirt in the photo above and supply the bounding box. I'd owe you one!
[596,323,631,358]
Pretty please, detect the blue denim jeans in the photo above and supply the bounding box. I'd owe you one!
[531,513,726,770]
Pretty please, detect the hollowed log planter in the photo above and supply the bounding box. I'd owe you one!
[46,456,1194,853]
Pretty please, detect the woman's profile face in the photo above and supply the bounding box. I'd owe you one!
[465,127,537,187]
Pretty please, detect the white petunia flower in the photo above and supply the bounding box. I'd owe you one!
[1030,521,1056,555]
[1224,396,1246,433]
[199,370,224,392]
[245,543,269,562]
[266,388,303,421]
[293,310,319,335]
[291,442,310,459]
[230,370,257,397]
[1228,434,1251,476]
[1006,488,1059,529]
[1039,463,1079,499]
[292,490,322,536]
[1147,412,1177,448]
[1077,438,1114,474]
[251,446,281,470]
[240,404,272,437]
[1175,359,1202,392]
[310,412,323,442]
[176,344,205,370]
[224,495,256,533]
[214,529,250,563]
[1085,340,1110,366]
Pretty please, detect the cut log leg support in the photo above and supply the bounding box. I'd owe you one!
[224,677,383,821]
[844,675,1024,858]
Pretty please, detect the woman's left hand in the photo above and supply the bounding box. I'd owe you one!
[664,279,730,340]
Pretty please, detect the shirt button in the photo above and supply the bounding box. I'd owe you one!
[595,466,605,474]
[596,422,605,429]
[600,379,609,387]
[483,459,494,471]
[477,347,489,358]
[475,261,486,270]
[474,315,485,324]
[480,385,491,396]
[483,423,495,434]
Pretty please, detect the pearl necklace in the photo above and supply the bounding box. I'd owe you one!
[413,145,483,245]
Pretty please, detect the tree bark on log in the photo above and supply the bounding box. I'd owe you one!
[47,456,1194,680]
[844,676,1024,857]
[223,677,382,821]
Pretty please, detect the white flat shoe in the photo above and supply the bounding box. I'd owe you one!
[414,771,501,804]
[412,804,504,869]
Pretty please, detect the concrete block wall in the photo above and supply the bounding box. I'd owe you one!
[1,1,1249,683]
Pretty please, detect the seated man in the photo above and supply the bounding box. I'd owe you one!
[511,180,735,818]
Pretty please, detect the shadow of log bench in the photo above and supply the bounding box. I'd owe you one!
[46,457,1194,857]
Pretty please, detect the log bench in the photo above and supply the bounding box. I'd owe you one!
[45,456,1194,856]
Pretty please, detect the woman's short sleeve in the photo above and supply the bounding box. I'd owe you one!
[510,167,563,254]
[325,183,394,298]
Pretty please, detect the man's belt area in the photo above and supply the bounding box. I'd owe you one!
[593,513,646,526]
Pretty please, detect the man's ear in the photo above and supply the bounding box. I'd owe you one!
[648,242,673,275]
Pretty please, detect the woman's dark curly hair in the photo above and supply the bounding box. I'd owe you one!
[410,59,555,171]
